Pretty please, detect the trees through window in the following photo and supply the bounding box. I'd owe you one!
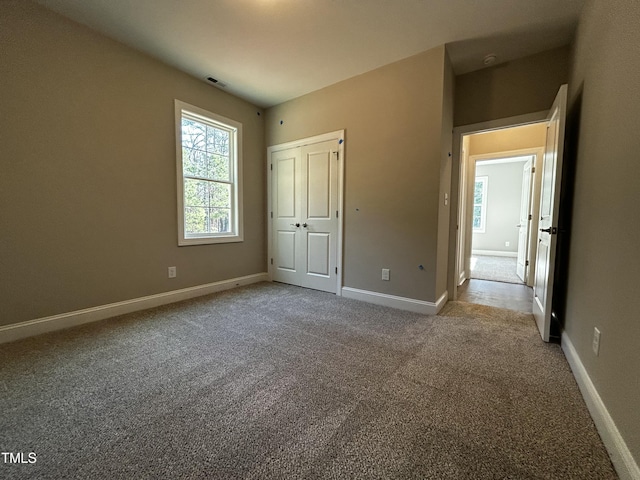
[473,176,488,233]
[175,101,243,245]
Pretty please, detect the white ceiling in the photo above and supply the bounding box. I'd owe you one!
[36,0,585,108]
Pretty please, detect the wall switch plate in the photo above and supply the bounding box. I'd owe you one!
[382,268,390,281]
[168,266,177,278]
[505,241,510,247]
[592,327,601,356]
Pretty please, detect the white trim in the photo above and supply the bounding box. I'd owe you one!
[341,287,448,315]
[562,333,640,480]
[472,151,536,165]
[267,130,345,295]
[267,130,342,152]
[0,273,268,344]
[472,250,518,258]
[175,99,244,246]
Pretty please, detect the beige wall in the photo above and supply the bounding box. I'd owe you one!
[0,2,266,326]
[565,0,640,465]
[266,47,451,303]
[455,46,570,127]
[467,123,547,156]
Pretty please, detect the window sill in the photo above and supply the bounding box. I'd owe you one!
[179,235,243,246]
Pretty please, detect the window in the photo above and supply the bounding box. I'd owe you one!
[175,100,243,245]
[473,176,488,233]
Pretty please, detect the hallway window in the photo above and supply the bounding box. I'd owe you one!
[175,100,243,245]
[473,176,488,233]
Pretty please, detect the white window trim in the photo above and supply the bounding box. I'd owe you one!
[473,175,488,234]
[175,100,243,246]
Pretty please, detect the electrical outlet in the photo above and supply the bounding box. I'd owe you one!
[168,266,177,279]
[592,328,601,356]
[382,268,390,281]
[505,241,510,247]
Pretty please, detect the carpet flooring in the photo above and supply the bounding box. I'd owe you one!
[0,282,616,479]
[470,255,523,284]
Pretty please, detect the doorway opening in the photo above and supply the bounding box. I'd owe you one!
[450,85,568,341]
[470,154,535,285]
[454,121,548,313]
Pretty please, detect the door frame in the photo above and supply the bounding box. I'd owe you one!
[449,111,548,300]
[266,130,345,295]
[465,148,544,287]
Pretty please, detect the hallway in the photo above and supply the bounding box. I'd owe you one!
[457,279,533,314]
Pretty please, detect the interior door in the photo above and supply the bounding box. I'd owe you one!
[271,139,339,293]
[272,146,302,288]
[516,158,533,282]
[533,84,568,341]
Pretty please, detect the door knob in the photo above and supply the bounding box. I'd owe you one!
[302,223,308,228]
[290,223,300,227]
[540,227,557,234]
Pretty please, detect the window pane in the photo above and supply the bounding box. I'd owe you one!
[474,181,484,204]
[178,102,242,244]
[184,178,208,208]
[207,126,229,155]
[209,153,230,181]
[183,148,208,178]
[182,118,206,150]
[473,206,482,228]
[209,182,231,208]
[209,208,231,233]
[185,206,208,234]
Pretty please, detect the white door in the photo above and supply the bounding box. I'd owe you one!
[533,84,568,341]
[516,158,533,282]
[456,142,468,286]
[271,138,340,293]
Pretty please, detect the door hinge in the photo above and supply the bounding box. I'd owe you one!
[531,167,536,173]
[270,258,273,265]
[526,260,529,266]
[270,211,273,218]
[270,164,273,171]
[336,210,339,218]
[335,267,338,274]
[528,214,532,221]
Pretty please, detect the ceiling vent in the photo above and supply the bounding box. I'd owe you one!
[206,76,227,88]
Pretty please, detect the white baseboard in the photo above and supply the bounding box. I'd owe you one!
[0,273,269,344]
[341,287,448,315]
[472,249,518,258]
[562,333,640,480]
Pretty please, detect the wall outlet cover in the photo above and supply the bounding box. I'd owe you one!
[592,327,601,356]
[382,268,390,281]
